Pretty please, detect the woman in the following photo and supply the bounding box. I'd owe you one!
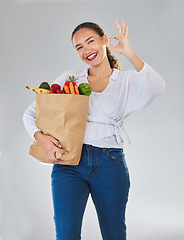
[23,19,165,240]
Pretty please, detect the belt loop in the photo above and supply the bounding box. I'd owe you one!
[102,148,107,153]
[86,144,91,151]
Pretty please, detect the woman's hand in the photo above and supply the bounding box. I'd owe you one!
[109,19,132,57]
[34,131,67,164]
[109,19,144,72]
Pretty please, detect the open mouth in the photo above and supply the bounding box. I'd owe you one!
[86,52,98,61]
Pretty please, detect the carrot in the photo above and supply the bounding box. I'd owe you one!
[74,85,79,95]
[69,82,75,94]
[64,85,70,94]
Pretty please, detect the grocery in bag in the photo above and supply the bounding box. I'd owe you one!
[27,77,91,165]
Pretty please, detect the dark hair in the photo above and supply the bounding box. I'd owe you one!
[71,22,122,70]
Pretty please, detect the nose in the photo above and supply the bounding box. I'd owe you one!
[83,44,91,55]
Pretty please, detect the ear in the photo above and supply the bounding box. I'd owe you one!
[103,34,109,45]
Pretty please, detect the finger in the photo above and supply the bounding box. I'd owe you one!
[109,42,116,52]
[50,152,63,164]
[109,34,119,42]
[53,151,65,164]
[121,20,126,35]
[125,25,129,37]
[50,159,63,164]
[114,19,122,34]
[53,159,64,164]
[54,149,67,158]
[48,157,57,164]
[50,137,62,148]
[59,149,67,154]
[121,19,126,29]
[46,151,63,164]
[55,152,61,159]
[55,152,64,159]
[109,35,119,50]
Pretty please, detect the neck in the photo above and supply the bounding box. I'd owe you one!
[88,57,113,77]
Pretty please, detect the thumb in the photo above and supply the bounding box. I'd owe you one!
[108,41,116,52]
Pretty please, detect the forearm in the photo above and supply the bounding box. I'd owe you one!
[125,50,144,72]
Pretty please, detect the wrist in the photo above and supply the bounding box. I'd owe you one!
[123,49,135,60]
[124,50,144,72]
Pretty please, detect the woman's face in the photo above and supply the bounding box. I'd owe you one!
[72,28,108,68]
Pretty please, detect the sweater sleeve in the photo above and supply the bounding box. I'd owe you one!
[22,101,40,140]
[123,62,165,118]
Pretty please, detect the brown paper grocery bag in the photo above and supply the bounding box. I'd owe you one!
[29,93,89,165]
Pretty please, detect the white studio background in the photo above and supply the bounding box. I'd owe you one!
[0,0,184,239]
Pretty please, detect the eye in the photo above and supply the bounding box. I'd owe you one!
[76,46,83,51]
[88,39,94,44]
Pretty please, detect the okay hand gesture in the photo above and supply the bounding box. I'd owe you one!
[109,19,133,57]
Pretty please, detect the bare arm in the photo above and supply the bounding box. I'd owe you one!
[123,50,144,72]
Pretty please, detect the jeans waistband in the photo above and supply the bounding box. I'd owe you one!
[82,144,123,152]
[82,144,99,151]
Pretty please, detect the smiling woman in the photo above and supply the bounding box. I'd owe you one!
[72,27,110,76]
[23,19,165,240]
[72,22,122,71]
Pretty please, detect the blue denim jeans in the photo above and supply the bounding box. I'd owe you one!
[51,144,130,240]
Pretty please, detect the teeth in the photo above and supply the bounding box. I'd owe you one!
[87,53,97,60]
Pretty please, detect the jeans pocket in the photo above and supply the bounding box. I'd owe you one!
[106,148,125,162]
